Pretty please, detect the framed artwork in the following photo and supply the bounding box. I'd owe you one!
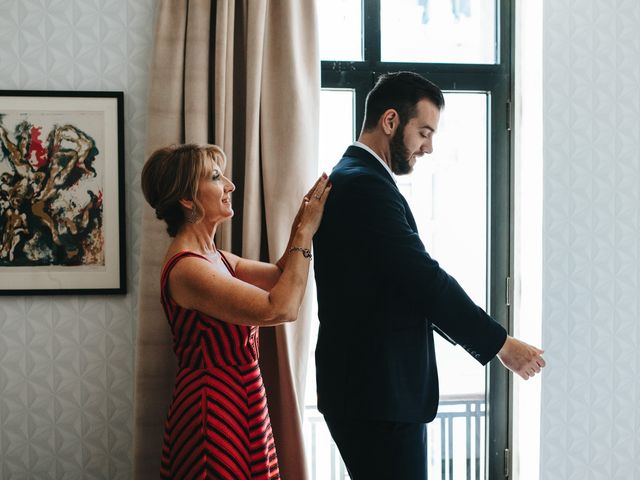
[0,90,125,294]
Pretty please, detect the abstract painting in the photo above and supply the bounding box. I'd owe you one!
[0,91,125,294]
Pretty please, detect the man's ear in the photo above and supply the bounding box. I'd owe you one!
[380,109,399,136]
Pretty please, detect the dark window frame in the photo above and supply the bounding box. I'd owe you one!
[320,1,514,478]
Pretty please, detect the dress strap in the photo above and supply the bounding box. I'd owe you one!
[160,251,208,305]
[218,251,237,277]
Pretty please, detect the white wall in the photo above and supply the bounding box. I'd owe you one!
[542,1,640,478]
[0,1,155,478]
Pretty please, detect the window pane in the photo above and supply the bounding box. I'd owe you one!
[399,92,488,479]
[318,0,362,61]
[305,88,354,480]
[381,0,497,64]
[318,89,355,174]
[400,92,487,398]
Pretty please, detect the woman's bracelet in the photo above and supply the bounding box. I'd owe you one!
[289,246,312,259]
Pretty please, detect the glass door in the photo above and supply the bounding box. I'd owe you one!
[399,92,489,480]
[304,1,512,478]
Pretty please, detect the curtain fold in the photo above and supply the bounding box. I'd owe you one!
[133,2,189,478]
[258,3,320,473]
[133,1,319,478]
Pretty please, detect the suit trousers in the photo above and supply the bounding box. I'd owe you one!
[324,415,427,480]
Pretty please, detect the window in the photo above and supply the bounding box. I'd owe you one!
[305,1,513,478]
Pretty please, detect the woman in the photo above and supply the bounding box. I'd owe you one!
[141,143,331,479]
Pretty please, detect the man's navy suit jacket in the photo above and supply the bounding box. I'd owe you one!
[313,145,507,423]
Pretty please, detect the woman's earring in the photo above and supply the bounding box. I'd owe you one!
[186,205,198,223]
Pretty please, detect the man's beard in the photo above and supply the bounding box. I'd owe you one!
[389,125,413,175]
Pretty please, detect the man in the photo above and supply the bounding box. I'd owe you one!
[313,71,545,479]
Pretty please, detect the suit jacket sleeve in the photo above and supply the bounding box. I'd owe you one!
[344,171,507,365]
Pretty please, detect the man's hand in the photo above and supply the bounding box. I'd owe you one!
[496,335,545,380]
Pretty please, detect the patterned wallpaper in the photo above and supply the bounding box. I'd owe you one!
[0,1,154,478]
[7,0,640,479]
[542,0,640,479]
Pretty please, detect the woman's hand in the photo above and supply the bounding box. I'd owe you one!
[295,173,331,235]
[276,174,332,271]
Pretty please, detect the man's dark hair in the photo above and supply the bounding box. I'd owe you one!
[361,71,445,131]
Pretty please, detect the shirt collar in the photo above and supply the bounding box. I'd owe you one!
[352,141,396,183]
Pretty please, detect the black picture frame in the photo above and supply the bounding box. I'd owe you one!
[0,90,126,295]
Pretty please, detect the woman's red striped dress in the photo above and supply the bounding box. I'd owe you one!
[159,251,280,479]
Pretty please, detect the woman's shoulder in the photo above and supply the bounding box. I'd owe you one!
[162,249,210,279]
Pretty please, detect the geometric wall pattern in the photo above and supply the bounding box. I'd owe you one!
[542,0,640,478]
[0,0,155,478]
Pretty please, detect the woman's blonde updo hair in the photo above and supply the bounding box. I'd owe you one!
[141,143,227,237]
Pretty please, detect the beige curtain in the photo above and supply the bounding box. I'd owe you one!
[133,1,319,479]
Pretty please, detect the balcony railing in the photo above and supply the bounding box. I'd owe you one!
[303,394,485,480]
